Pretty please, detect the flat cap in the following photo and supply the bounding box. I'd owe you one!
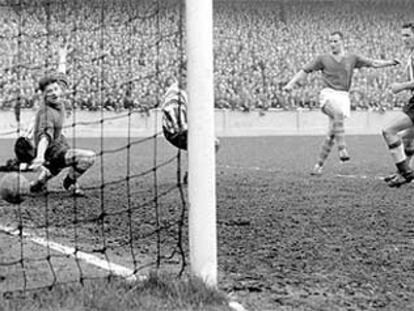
[38,73,69,92]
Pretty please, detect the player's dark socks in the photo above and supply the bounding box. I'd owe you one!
[402,170,414,181]
[396,160,411,174]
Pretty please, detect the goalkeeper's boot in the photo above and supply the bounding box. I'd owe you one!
[310,163,323,176]
[339,148,351,163]
[63,176,85,197]
[387,170,414,188]
[30,180,47,194]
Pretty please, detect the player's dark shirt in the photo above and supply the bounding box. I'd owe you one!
[33,101,69,164]
[302,53,373,92]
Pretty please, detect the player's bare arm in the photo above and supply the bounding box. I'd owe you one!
[57,43,68,74]
[390,81,414,94]
[283,70,308,91]
[369,58,401,68]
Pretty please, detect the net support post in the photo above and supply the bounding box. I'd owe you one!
[185,0,217,287]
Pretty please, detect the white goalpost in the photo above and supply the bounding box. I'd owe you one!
[185,0,217,286]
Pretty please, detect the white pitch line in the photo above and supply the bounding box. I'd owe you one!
[0,223,249,311]
[336,174,385,180]
[220,164,387,181]
[0,224,143,283]
[218,164,279,173]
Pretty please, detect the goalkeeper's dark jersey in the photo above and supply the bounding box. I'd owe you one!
[33,101,70,174]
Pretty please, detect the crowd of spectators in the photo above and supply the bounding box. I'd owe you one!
[0,0,414,113]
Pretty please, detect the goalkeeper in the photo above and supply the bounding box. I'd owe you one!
[0,42,69,172]
[161,76,220,183]
[1,41,96,196]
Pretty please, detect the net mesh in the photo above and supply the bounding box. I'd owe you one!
[0,0,188,294]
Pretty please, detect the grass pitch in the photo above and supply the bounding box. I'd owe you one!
[1,135,414,310]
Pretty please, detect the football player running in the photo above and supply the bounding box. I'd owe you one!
[284,31,400,176]
[382,22,414,187]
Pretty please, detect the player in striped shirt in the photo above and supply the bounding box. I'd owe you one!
[382,22,414,187]
[161,76,189,151]
[161,76,220,184]
[284,31,400,176]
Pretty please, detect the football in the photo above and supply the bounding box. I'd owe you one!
[0,173,30,204]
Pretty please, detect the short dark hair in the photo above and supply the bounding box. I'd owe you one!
[402,22,414,32]
[38,73,69,92]
[330,31,344,39]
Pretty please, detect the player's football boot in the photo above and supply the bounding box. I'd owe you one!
[30,180,47,194]
[63,176,85,197]
[310,164,323,176]
[383,172,398,183]
[339,149,351,162]
[386,170,414,188]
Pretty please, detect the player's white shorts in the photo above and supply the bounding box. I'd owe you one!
[319,88,351,118]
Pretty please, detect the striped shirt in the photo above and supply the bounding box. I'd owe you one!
[161,83,188,134]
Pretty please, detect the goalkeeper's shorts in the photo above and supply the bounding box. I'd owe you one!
[44,135,70,176]
[163,127,188,151]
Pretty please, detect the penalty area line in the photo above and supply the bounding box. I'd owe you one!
[0,223,143,283]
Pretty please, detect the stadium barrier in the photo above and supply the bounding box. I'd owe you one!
[0,109,400,138]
